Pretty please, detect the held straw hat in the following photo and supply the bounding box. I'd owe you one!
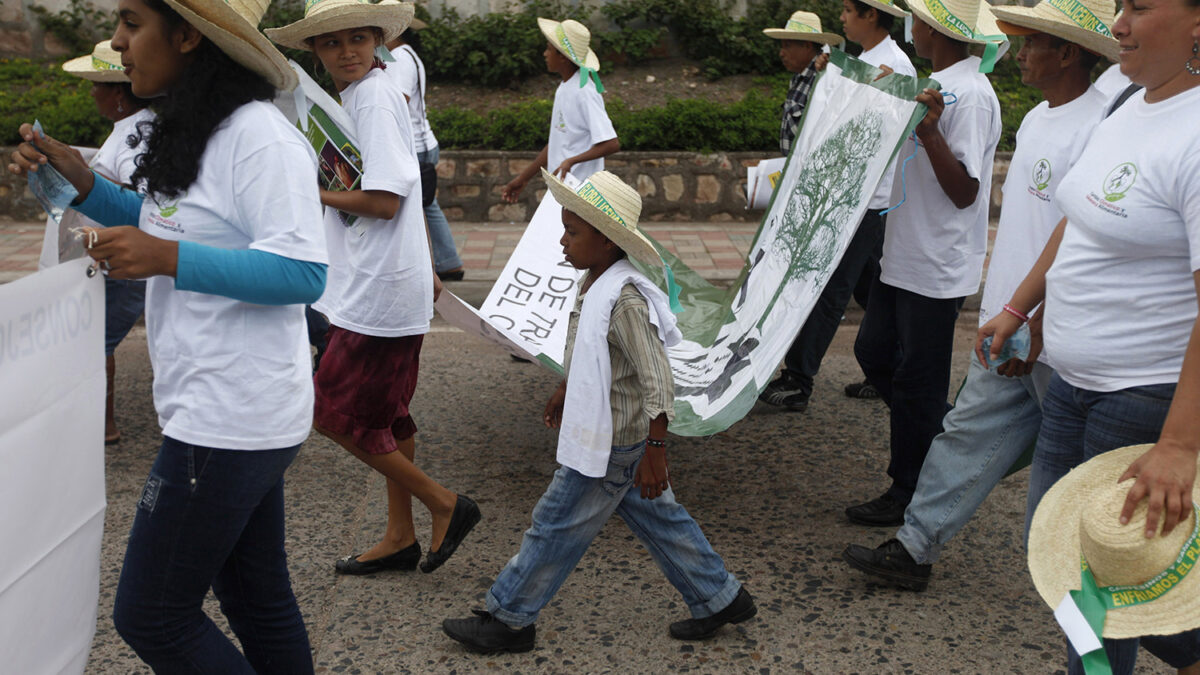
[857,0,911,19]
[537,18,601,72]
[265,0,415,52]
[990,0,1119,61]
[762,11,845,46]
[541,168,662,268]
[1028,444,1200,639]
[163,0,296,90]
[902,0,1004,44]
[62,40,128,82]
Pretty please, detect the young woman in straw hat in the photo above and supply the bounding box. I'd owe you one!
[9,0,328,670]
[500,18,619,203]
[57,39,154,448]
[443,170,754,654]
[267,0,481,577]
[979,0,1200,670]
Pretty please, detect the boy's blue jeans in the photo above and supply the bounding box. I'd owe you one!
[417,146,463,273]
[486,441,742,628]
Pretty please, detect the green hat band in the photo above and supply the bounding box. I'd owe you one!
[555,23,584,65]
[577,182,629,230]
[1045,0,1114,37]
[924,0,974,39]
[92,55,122,71]
[785,18,820,33]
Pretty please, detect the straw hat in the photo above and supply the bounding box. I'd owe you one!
[163,0,296,90]
[857,0,911,19]
[762,11,845,46]
[902,0,1004,44]
[265,0,415,52]
[62,40,128,83]
[990,0,1119,62]
[541,169,662,268]
[537,18,600,72]
[1028,444,1200,639]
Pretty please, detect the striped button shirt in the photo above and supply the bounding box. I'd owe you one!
[564,283,676,446]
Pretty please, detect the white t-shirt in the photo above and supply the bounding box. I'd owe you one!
[548,70,617,182]
[138,100,328,450]
[1044,86,1200,392]
[857,36,917,210]
[1093,63,1132,100]
[313,68,433,338]
[979,86,1108,333]
[388,44,437,153]
[881,55,1001,299]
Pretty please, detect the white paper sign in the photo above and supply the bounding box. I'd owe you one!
[746,156,786,210]
[0,259,106,674]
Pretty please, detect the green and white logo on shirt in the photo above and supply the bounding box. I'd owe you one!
[1032,159,1051,191]
[1103,162,1137,202]
[158,197,180,218]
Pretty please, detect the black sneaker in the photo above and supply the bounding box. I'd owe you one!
[842,539,932,591]
[758,374,810,411]
[845,493,907,526]
[443,610,535,654]
[844,379,880,399]
[669,587,757,640]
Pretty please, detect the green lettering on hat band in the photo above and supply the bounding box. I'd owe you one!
[92,55,123,71]
[577,182,629,230]
[1085,505,1200,609]
[785,18,820,33]
[1045,0,1113,37]
[555,24,584,66]
[924,0,974,39]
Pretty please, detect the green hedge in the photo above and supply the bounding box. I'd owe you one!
[0,59,110,146]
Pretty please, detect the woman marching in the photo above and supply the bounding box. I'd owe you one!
[10,0,328,670]
[267,0,480,576]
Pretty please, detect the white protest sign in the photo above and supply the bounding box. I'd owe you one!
[0,258,106,674]
[746,156,786,210]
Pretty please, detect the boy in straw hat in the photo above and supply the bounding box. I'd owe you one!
[759,5,916,412]
[762,11,844,158]
[845,0,1004,527]
[444,170,754,653]
[501,18,619,203]
[844,0,1114,591]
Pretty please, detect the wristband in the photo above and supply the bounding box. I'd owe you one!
[1002,304,1029,323]
[646,438,666,448]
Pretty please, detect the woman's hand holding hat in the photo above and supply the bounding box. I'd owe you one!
[8,123,94,196]
[1119,440,1198,538]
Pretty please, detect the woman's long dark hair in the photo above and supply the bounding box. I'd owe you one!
[129,0,276,199]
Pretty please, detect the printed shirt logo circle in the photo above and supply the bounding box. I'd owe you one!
[158,198,181,218]
[1103,162,1137,202]
[1032,159,1051,191]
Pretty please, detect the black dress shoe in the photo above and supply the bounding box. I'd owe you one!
[421,495,481,573]
[443,610,535,653]
[334,541,421,575]
[669,587,757,640]
[845,493,907,526]
[842,538,931,591]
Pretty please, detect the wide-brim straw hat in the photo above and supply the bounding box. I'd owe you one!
[1028,444,1200,639]
[903,0,1004,44]
[62,40,128,82]
[537,18,600,72]
[857,0,911,19]
[762,11,845,46]
[542,168,662,268]
[990,0,1119,62]
[265,0,414,52]
[163,0,296,90]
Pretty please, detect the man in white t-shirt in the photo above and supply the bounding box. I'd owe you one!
[759,1,915,412]
[843,0,1114,589]
[502,18,618,203]
[846,0,1003,527]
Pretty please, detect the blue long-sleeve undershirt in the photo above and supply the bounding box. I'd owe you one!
[73,171,326,305]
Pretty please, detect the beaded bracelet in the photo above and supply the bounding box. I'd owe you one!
[646,438,667,448]
[1002,303,1029,323]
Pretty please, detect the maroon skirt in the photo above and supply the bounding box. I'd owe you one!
[313,326,422,454]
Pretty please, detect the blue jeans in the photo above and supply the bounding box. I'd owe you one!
[113,436,313,674]
[1027,373,1200,674]
[105,277,145,356]
[897,358,1050,564]
[781,209,884,396]
[417,146,463,273]
[855,280,964,502]
[486,441,741,628]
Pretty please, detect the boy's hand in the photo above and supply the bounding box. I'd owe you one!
[635,445,670,500]
[552,159,576,179]
[914,88,945,142]
[501,177,526,204]
[543,380,566,428]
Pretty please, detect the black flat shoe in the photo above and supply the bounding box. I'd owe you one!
[421,495,481,573]
[845,493,907,526]
[437,268,465,281]
[334,541,421,575]
[669,587,757,640]
[443,610,535,653]
[842,539,931,591]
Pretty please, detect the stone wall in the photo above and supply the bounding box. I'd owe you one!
[0,147,1016,222]
[0,0,74,58]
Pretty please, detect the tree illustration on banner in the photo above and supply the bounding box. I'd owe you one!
[763,110,883,320]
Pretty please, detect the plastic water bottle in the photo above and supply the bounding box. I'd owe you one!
[26,120,78,224]
[981,322,1032,369]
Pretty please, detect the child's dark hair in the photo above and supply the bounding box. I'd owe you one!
[128,0,275,199]
[851,0,896,32]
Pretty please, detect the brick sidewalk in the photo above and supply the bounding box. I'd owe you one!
[0,217,760,284]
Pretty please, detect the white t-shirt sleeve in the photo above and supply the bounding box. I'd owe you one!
[942,102,994,180]
[1178,152,1200,272]
[231,137,328,264]
[579,87,617,145]
[389,48,419,100]
[356,102,418,197]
